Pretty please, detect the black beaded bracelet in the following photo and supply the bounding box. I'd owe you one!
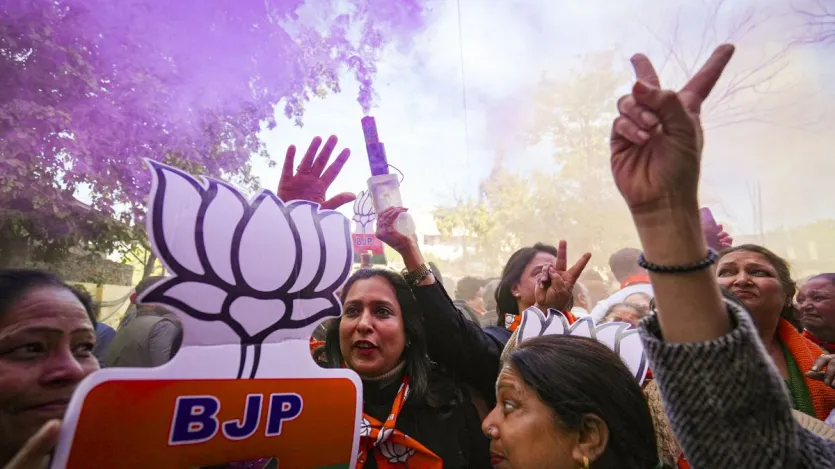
[638,248,718,274]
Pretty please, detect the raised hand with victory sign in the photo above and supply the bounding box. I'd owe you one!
[610,45,735,214]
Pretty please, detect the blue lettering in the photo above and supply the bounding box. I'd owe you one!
[222,394,263,440]
[169,396,220,445]
[265,393,303,437]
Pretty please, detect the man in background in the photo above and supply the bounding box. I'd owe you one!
[479,278,500,327]
[571,281,592,318]
[105,276,183,367]
[590,248,654,323]
[454,276,486,323]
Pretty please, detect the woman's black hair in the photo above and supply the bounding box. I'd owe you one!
[322,268,461,410]
[495,243,558,326]
[0,269,96,325]
[508,335,660,469]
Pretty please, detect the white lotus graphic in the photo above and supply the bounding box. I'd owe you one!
[360,417,371,437]
[379,441,415,463]
[517,306,649,385]
[140,160,352,378]
[352,190,376,234]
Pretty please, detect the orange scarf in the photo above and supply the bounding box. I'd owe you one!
[621,274,651,289]
[357,375,442,469]
[505,309,577,332]
[803,330,835,354]
[310,339,324,354]
[777,318,835,420]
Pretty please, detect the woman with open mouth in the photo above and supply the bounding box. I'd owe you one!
[315,268,492,469]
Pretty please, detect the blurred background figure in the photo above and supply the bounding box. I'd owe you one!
[359,251,373,269]
[578,270,609,310]
[93,320,116,367]
[105,276,183,368]
[454,276,487,323]
[798,273,835,353]
[479,278,501,326]
[625,291,653,316]
[602,303,647,327]
[571,281,591,317]
[591,248,654,322]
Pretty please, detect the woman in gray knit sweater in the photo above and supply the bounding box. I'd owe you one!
[610,44,835,468]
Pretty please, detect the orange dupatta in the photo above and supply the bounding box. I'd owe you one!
[356,375,442,469]
[777,318,835,420]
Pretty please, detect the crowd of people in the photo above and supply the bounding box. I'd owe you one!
[2,44,835,469]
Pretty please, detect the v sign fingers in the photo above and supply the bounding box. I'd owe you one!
[679,44,735,115]
[555,240,568,272]
[565,252,592,285]
[630,53,661,88]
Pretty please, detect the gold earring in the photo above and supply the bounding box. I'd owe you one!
[582,456,590,469]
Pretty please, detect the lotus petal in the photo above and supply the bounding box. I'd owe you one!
[618,332,649,384]
[287,203,321,293]
[517,306,548,343]
[146,161,205,275]
[238,194,296,292]
[153,281,227,315]
[359,191,374,215]
[568,317,594,338]
[202,181,246,285]
[594,323,622,349]
[315,211,351,292]
[229,297,286,337]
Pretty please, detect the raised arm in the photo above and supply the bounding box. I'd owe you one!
[611,45,835,468]
[376,207,503,402]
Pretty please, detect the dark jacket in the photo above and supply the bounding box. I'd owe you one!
[412,282,506,407]
[314,348,490,469]
[640,298,835,468]
[361,372,491,469]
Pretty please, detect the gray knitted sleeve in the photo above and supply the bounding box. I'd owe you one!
[639,299,835,469]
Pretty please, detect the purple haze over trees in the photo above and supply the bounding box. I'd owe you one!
[0,0,431,269]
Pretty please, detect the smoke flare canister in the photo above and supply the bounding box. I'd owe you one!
[362,116,390,176]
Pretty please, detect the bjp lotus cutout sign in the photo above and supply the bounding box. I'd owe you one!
[517,307,649,386]
[51,161,362,469]
[351,190,385,265]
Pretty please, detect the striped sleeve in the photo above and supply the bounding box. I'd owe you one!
[639,300,835,469]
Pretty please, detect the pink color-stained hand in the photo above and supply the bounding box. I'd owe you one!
[610,45,735,214]
[376,206,416,254]
[277,135,356,210]
[717,225,733,249]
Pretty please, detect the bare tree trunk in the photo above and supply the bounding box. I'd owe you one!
[142,252,157,278]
